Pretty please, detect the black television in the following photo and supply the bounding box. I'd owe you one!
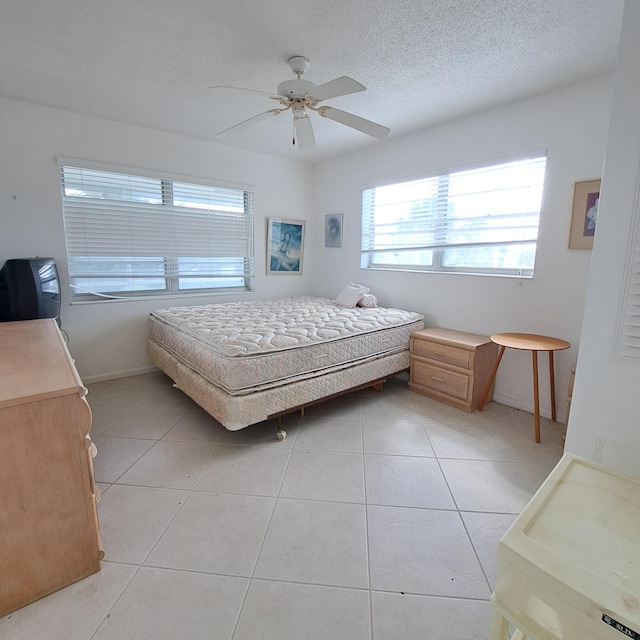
[0,258,61,325]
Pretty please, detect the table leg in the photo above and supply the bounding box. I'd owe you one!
[479,345,506,411]
[549,351,556,422]
[532,350,540,443]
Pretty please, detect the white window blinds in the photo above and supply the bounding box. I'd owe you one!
[361,156,547,277]
[616,199,640,363]
[60,165,254,298]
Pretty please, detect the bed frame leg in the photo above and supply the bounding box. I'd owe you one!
[275,416,287,441]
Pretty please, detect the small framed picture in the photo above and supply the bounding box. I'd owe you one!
[325,213,343,248]
[569,179,601,250]
[267,217,305,274]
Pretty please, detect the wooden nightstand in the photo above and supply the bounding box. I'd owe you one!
[409,327,498,412]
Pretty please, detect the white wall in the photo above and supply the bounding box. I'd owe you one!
[565,0,640,475]
[311,75,614,421]
[0,98,313,381]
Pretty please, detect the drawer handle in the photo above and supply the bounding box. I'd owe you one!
[430,375,446,383]
[432,351,445,356]
[314,354,328,359]
[86,448,96,497]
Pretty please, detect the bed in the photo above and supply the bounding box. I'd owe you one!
[147,295,424,434]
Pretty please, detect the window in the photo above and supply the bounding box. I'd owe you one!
[60,163,254,300]
[361,155,547,277]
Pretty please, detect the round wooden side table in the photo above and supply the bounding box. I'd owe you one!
[478,333,571,443]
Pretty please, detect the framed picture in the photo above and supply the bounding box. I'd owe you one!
[324,213,343,248]
[267,217,305,274]
[569,179,601,249]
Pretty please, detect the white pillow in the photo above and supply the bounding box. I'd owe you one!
[357,293,378,308]
[349,282,370,293]
[335,285,365,307]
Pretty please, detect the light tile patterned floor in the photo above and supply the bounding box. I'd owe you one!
[0,371,565,640]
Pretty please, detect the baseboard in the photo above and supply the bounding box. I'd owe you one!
[491,392,567,425]
[82,365,160,385]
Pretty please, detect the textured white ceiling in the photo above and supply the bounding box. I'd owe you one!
[1,0,624,163]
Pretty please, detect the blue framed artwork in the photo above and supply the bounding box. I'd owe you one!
[267,217,305,274]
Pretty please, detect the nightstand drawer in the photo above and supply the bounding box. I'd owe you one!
[410,338,472,369]
[411,361,470,401]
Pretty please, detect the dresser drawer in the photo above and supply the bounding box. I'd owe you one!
[411,360,471,401]
[411,337,472,369]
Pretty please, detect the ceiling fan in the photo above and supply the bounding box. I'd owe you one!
[214,56,390,151]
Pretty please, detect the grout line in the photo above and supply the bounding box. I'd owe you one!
[86,562,143,640]
[228,429,295,640]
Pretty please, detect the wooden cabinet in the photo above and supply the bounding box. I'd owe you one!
[0,319,103,617]
[409,327,498,412]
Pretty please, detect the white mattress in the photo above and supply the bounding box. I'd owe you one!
[149,296,424,395]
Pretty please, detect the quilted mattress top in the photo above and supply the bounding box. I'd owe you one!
[149,296,424,357]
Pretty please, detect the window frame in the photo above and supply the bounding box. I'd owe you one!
[58,159,255,302]
[360,154,547,278]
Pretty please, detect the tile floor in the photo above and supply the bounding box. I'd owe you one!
[0,371,566,640]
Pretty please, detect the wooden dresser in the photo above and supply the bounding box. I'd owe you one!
[409,327,498,412]
[0,319,103,617]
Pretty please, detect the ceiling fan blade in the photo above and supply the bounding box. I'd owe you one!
[293,112,316,151]
[319,107,390,139]
[216,110,280,137]
[309,76,366,102]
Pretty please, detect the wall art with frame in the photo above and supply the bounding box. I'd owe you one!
[569,179,601,249]
[324,213,343,248]
[267,217,305,274]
